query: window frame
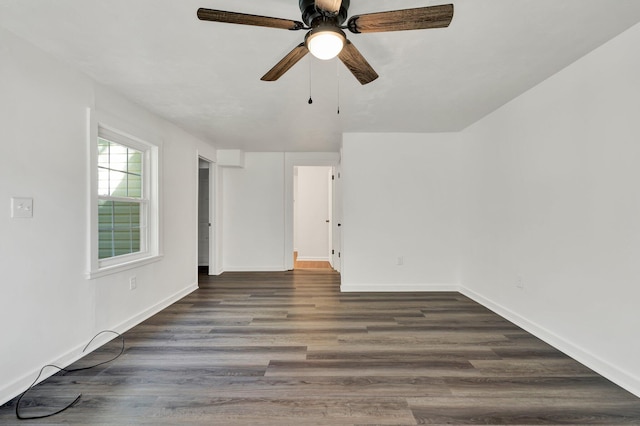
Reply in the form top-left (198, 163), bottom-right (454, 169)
top-left (87, 109), bottom-right (162, 279)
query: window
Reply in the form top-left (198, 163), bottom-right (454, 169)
top-left (98, 138), bottom-right (144, 259)
top-left (88, 122), bottom-right (161, 278)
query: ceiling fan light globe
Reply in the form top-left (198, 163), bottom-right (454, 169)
top-left (306, 30), bottom-right (345, 60)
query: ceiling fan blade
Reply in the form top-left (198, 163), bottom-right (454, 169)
top-left (315, 0), bottom-right (342, 14)
top-left (197, 8), bottom-right (305, 31)
top-left (261, 43), bottom-right (310, 81)
top-left (338, 40), bottom-right (378, 85)
top-left (347, 4), bottom-right (453, 34)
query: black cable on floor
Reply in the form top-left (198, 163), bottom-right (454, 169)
top-left (15, 330), bottom-right (124, 420)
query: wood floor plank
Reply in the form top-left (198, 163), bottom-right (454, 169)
top-left (150, 396), bottom-right (416, 425)
top-left (1, 269), bottom-right (639, 425)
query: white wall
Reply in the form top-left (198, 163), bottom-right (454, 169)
top-left (339, 23), bottom-right (640, 396)
top-left (0, 28), bottom-right (216, 404)
top-left (341, 133), bottom-right (462, 291)
top-left (221, 153), bottom-right (286, 271)
top-left (294, 166), bottom-right (331, 261)
top-left (220, 152), bottom-right (340, 272)
top-left (458, 21), bottom-right (640, 396)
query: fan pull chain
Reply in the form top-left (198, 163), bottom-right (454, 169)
top-left (308, 57), bottom-right (313, 104)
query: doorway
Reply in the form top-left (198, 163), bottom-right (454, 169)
top-left (198, 157), bottom-right (215, 274)
top-left (293, 166), bottom-right (333, 270)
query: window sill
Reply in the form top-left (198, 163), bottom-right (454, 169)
top-left (86, 254), bottom-right (164, 280)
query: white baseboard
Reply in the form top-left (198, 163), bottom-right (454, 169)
top-left (113, 283), bottom-right (199, 335)
top-left (222, 266), bottom-right (286, 272)
top-left (5, 281), bottom-right (637, 406)
top-left (341, 283), bottom-right (461, 292)
top-left (460, 286), bottom-right (640, 398)
top-left (0, 282), bottom-right (198, 406)
top-left (338, 282), bottom-right (640, 397)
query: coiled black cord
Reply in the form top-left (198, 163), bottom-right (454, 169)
top-left (15, 330), bottom-right (124, 420)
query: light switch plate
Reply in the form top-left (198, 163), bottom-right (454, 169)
top-left (11, 197), bottom-right (33, 218)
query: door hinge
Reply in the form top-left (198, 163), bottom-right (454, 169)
top-left (338, 252), bottom-right (341, 258)
top-left (332, 249), bottom-right (335, 255)
top-left (332, 174), bottom-right (335, 180)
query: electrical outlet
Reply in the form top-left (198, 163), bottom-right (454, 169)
top-left (397, 256), bottom-right (404, 266)
top-left (129, 276), bottom-right (137, 290)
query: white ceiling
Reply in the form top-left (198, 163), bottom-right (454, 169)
top-left (2, 0), bottom-right (640, 152)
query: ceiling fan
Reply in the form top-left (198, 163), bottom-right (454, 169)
top-left (197, 0), bottom-right (454, 85)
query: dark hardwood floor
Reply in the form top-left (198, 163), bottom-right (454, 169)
top-left (2, 270), bottom-right (640, 424)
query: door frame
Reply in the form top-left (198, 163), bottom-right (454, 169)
top-left (293, 165), bottom-right (334, 266)
top-left (331, 165), bottom-right (342, 273)
top-left (284, 153), bottom-right (340, 271)
top-left (196, 153), bottom-right (218, 276)
top-left (327, 167), bottom-right (333, 267)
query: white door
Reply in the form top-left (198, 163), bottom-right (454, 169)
top-left (198, 162), bottom-right (209, 267)
top-left (332, 167), bottom-right (342, 273)
top-left (294, 166), bottom-right (332, 264)
top-left (327, 168), bottom-right (333, 267)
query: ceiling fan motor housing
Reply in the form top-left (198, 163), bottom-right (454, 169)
top-left (299, 0), bottom-right (350, 26)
